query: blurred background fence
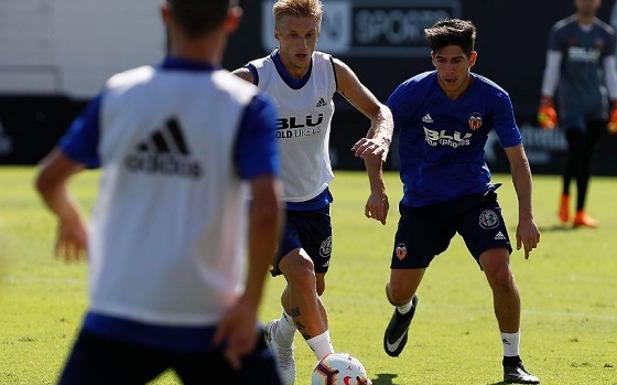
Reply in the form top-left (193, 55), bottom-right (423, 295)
top-left (1, 0), bottom-right (616, 174)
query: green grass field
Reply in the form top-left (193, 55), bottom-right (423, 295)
top-left (1, 167), bottom-right (616, 385)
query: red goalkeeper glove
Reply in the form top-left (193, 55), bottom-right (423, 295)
top-left (538, 96), bottom-right (557, 130)
top-left (608, 101), bottom-right (617, 135)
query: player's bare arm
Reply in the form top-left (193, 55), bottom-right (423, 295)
top-left (333, 58), bottom-right (392, 224)
top-left (333, 58), bottom-right (393, 161)
top-left (35, 149), bottom-right (87, 262)
top-left (504, 144), bottom-right (540, 259)
top-left (231, 66), bottom-right (255, 84)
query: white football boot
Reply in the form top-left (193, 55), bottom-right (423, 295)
top-left (265, 319), bottom-right (296, 385)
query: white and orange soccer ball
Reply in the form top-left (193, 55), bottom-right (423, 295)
top-left (311, 353), bottom-right (372, 385)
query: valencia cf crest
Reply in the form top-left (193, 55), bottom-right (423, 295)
top-left (319, 236), bottom-right (332, 258)
top-left (468, 112), bottom-right (483, 130)
top-left (479, 209), bottom-right (500, 229)
top-left (594, 38), bottom-right (605, 50)
top-left (395, 243), bottom-right (408, 260)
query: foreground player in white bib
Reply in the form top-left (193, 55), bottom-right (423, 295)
top-left (35, 1), bottom-right (283, 384)
top-left (233, 1), bottom-right (393, 384)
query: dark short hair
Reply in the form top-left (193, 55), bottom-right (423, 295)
top-left (167, 0), bottom-right (236, 38)
top-left (424, 19), bottom-right (476, 56)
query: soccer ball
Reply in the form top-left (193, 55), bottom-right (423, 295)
top-left (311, 353), bottom-right (372, 385)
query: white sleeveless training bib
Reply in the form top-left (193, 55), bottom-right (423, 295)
top-left (90, 65), bottom-right (257, 325)
top-left (249, 51), bottom-right (337, 202)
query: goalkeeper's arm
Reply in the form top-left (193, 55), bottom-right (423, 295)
top-left (603, 55), bottom-right (617, 134)
top-left (538, 51), bottom-right (562, 129)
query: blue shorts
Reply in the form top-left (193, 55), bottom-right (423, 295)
top-left (58, 328), bottom-right (280, 385)
top-left (391, 190), bottom-right (512, 270)
top-left (271, 206), bottom-right (332, 276)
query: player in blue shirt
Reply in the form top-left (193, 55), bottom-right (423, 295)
top-left (538, 0), bottom-right (617, 227)
top-left (382, 19), bottom-right (540, 384)
top-left (34, 1), bottom-right (283, 384)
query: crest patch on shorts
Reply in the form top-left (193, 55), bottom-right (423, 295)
top-left (395, 243), bottom-right (408, 260)
top-left (319, 236), bottom-right (332, 258)
top-left (479, 209), bottom-right (500, 229)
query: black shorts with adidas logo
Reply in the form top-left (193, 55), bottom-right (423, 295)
top-left (391, 190), bottom-right (512, 270)
top-left (271, 205), bottom-right (332, 277)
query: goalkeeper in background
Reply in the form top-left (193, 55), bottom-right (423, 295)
top-left (538, 0), bottom-right (617, 228)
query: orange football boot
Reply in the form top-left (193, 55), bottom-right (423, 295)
top-left (558, 194), bottom-right (570, 223)
top-left (573, 210), bottom-right (598, 228)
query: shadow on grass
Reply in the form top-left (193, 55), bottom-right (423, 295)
top-left (371, 373), bottom-right (400, 385)
top-left (370, 373), bottom-right (509, 385)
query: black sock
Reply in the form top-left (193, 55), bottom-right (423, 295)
top-left (575, 121), bottom-right (603, 210)
top-left (503, 355), bottom-right (522, 366)
top-left (564, 129), bottom-right (584, 196)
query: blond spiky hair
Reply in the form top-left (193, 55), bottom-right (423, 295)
top-left (273, 0), bottom-right (323, 28)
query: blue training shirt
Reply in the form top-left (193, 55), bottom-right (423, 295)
top-left (388, 71), bottom-right (521, 208)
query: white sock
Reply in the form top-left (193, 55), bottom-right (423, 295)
top-left (396, 300), bottom-right (414, 315)
top-left (275, 311), bottom-right (296, 347)
top-left (307, 330), bottom-right (334, 360)
top-left (501, 331), bottom-right (520, 357)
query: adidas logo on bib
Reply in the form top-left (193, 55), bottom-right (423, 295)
top-left (124, 117), bottom-right (202, 179)
top-left (316, 98), bottom-right (327, 107)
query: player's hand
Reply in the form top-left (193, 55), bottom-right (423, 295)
top-left (537, 96), bottom-right (557, 130)
top-left (55, 215), bottom-right (88, 262)
top-left (516, 218), bottom-right (540, 259)
top-left (365, 190), bottom-right (389, 225)
top-left (212, 296), bottom-right (258, 370)
top-left (351, 137), bottom-right (389, 163)
top-left (608, 101), bottom-right (617, 134)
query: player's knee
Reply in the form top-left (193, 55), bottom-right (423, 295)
top-left (487, 265), bottom-right (515, 292)
top-left (280, 252), bottom-right (316, 290)
top-left (387, 281), bottom-right (413, 306)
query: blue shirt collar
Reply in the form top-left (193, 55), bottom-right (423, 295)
top-left (271, 49), bottom-right (312, 90)
top-left (160, 56), bottom-right (218, 72)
